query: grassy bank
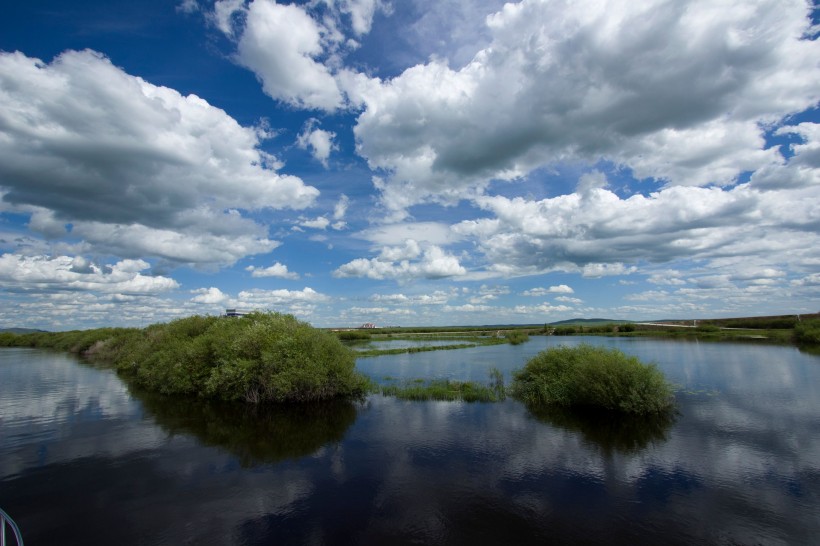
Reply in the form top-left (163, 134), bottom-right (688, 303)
top-left (511, 344), bottom-right (675, 415)
top-left (1, 313), bottom-right (369, 404)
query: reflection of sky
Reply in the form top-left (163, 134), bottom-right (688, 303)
top-left (1, 343), bottom-right (819, 544)
top-left (0, 348), bottom-right (170, 480)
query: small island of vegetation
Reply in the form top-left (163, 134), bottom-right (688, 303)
top-left (511, 344), bottom-right (675, 415)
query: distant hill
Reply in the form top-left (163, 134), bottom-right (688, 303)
top-left (640, 313), bottom-right (818, 329)
top-left (548, 318), bottom-right (625, 326)
top-left (0, 328), bottom-right (48, 334)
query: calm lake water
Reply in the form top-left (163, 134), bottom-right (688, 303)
top-left (1, 337), bottom-right (819, 545)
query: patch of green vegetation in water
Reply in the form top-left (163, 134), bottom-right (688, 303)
top-left (511, 344), bottom-right (676, 415)
top-left (376, 368), bottom-right (507, 402)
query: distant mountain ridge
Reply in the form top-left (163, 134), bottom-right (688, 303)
top-left (0, 328), bottom-right (49, 334)
top-left (548, 318), bottom-right (625, 326)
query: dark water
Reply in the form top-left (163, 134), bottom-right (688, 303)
top-left (1, 338), bottom-right (819, 545)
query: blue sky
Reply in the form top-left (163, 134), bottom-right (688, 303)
top-left (1, 0), bottom-right (819, 330)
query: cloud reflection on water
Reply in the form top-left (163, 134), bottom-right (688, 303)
top-left (1, 340), bottom-right (819, 544)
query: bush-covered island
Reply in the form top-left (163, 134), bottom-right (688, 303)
top-left (511, 344), bottom-right (675, 415)
top-left (1, 312), bottom-right (370, 404)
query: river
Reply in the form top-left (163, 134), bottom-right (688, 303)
top-left (1, 337), bottom-right (818, 544)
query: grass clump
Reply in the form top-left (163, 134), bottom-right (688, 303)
top-left (335, 330), bottom-right (372, 341)
top-left (511, 344), bottom-right (674, 415)
top-left (376, 369), bottom-right (507, 402)
top-left (377, 379), bottom-right (499, 402)
top-left (505, 330), bottom-right (530, 345)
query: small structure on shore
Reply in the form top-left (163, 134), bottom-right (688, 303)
top-left (359, 322), bottom-right (378, 329)
top-left (225, 309), bottom-right (251, 318)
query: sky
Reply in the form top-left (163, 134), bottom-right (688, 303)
top-left (0, 0), bottom-right (819, 331)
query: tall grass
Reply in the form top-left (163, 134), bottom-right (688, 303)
top-left (511, 344), bottom-right (674, 414)
top-left (378, 379), bottom-right (499, 402)
top-left (376, 368), bottom-right (507, 402)
top-left (794, 319), bottom-right (820, 344)
top-left (505, 330), bottom-right (530, 345)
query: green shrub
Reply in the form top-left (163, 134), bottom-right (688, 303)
top-left (505, 330), bottom-right (530, 345)
top-left (794, 319), bottom-right (820, 345)
top-left (511, 344), bottom-right (674, 414)
top-left (112, 312), bottom-right (369, 404)
top-left (336, 330), bottom-right (372, 341)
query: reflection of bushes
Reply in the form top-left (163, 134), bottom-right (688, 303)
top-left (132, 387), bottom-right (358, 467)
top-left (526, 405), bottom-right (676, 455)
top-left (511, 344), bottom-right (675, 414)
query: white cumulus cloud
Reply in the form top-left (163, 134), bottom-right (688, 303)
top-left (232, 0), bottom-right (344, 110)
top-left (0, 254), bottom-right (178, 294)
top-left (347, 0), bottom-right (819, 214)
top-left (246, 262), bottom-right (299, 279)
top-left (334, 244), bottom-right (466, 280)
top-left (0, 49), bottom-right (317, 266)
top-left (297, 118), bottom-right (338, 167)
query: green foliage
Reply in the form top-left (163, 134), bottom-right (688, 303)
top-left (0, 333), bottom-right (19, 346)
top-left (505, 330), bottom-right (530, 345)
top-left (722, 317), bottom-right (797, 329)
top-left (618, 324), bottom-right (636, 332)
top-left (335, 330), bottom-right (372, 341)
top-left (552, 326), bottom-right (577, 336)
top-left (695, 324), bottom-right (720, 333)
top-left (377, 379), bottom-right (500, 402)
top-left (376, 369), bottom-right (507, 402)
top-left (488, 367), bottom-right (506, 401)
top-left (794, 319), bottom-right (820, 344)
top-left (114, 313), bottom-right (370, 403)
top-left (1, 328), bottom-right (140, 354)
top-left (511, 344), bottom-right (675, 414)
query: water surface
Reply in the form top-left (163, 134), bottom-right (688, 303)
top-left (1, 339), bottom-right (819, 544)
